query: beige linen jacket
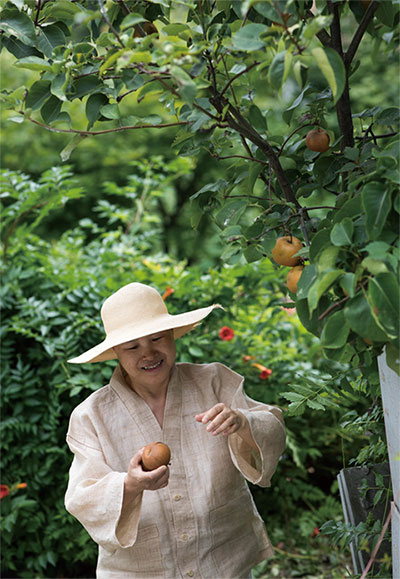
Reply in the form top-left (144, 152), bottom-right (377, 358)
top-left (65, 362), bottom-right (285, 579)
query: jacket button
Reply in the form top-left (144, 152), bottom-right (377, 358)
top-left (174, 494), bottom-right (182, 501)
top-left (186, 571), bottom-right (194, 577)
top-left (181, 533), bottom-right (189, 541)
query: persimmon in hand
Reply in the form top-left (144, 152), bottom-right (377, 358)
top-left (142, 442), bottom-right (171, 471)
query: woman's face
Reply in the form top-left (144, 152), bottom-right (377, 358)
top-left (113, 330), bottom-right (176, 393)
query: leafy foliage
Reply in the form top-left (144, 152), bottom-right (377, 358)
top-left (0, 167), bottom-right (383, 577)
top-left (1, 0), bottom-right (399, 387)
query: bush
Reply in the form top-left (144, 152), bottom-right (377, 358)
top-left (1, 168), bottom-right (385, 577)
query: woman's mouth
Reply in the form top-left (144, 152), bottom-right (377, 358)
top-left (142, 360), bottom-right (163, 371)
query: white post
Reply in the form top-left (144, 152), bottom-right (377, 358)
top-left (378, 349), bottom-right (400, 579)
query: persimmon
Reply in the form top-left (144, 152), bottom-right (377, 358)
top-left (286, 266), bottom-right (304, 294)
top-left (142, 442), bottom-right (171, 471)
top-left (305, 129), bottom-right (330, 153)
top-left (271, 236), bottom-right (303, 267)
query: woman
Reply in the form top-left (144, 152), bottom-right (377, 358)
top-left (65, 282), bottom-right (285, 579)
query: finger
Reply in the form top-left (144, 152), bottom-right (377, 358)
top-left (209, 416), bottom-right (236, 436)
top-left (129, 448), bottom-right (145, 470)
top-left (206, 408), bottom-right (231, 432)
top-left (195, 412), bottom-right (205, 422)
top-left (147, 465), bottom-right (169, 482)
top-left (201, 403), bottom-right (225, 424)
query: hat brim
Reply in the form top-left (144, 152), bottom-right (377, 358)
top-left (68, 304), bottom-right (222, 364)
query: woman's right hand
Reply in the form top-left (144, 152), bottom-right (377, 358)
top-left (124, 447), bottom-right (169, 500)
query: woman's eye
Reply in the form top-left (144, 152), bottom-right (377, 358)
top-left (152, 337), bottom-right (161, 342)
top-left (129, 345), bottom-right (138, 350)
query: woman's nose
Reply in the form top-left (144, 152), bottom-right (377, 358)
top-left (142, 341), bottom-right (156, 356)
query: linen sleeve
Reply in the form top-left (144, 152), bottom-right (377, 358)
top-left (214, 364), bottom-right (286, 487)
top-left (65, 409), bottom-right (143, 552)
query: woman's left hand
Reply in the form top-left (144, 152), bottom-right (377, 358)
top-left (195, 403), bottom-right (245, 437)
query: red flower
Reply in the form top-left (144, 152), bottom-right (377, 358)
top-left (252, 363), bottom-right (272, 380)
top-left (0, 485), bottom-right (10, 499)
top-left (15, 482), bottom-right (27, 490)
top-left (219, 326), bottom-right (235, 341)
top-left (162, 286), bottom-right (174, 300)
top-left (311, 527), bottom-right (320, 538)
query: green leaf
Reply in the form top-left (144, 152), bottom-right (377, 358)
top-left (60, 134), bottom-right (88, 162)
top-left (85, 93), bottom-right (108, 127)
top-left (0, 8), bottom-right (36, 47)
top-left (376, 1), bottom-right (397, 27)
top-left (72, 76), bottom-right (103, 99)
top-left (51, 73), bottom-right (68, 101)
top-left (309, 228), bottom-right (331, 262)
top-left (340, 273), bottom-right (356, 298)
top-left (362, 182), bottom-right (392, 240)
top-left (295, 296), bottom-right (326, 337)
top-left (330, 217), bottom-right (354, 247)
top-left (15, 56), bottom-right (53, 72)
top-left (248, 105), bottom-right (266, 131)
top-left (296, 264), bottom-right (317, 300)
top-left (369, 272), bottom-right (400, 341)
top-left (317, 246), bottom-right (340, 272)
top-left (361, 257), bottom-right (388, 275)
top-left (40, 95), bottom-right (62, 124)
top-left (232, 23), bottom-right (268, 52)
top-left (344, 293), bottom-right (388, 341)
top-left (100, 103), bottom-right (120, 120)
top-left (170, 66), bottom-right (197, 104)
top-left (321, 310), bottom-right (350, 349)
top-left (311, 47), bottom-right (346, 104)
top-left (1, 35), bottom-right (41, 59)
top-left (308, 270), bottom-right (344, 314)
top-left (376, 107), bottom-right (400, 127)
top-left (25, 80), bottom-right (52, 110)
top-left (215, 199), bottom-right (247, 229)
top-left (243, 245), bottom-right (263, 263)
top-left (269, 51), bottom-right (286, 90)
top-left (120, 13), bottom-right (147, 30)
top-left (385, 343), bottom-right (400, 376)
top-left (37, 24), bottom-right (66, 58)
top-left (41, 0), bottom-right (83, 19)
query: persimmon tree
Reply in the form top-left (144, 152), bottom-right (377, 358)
top-left (1, 0), bottom-right (399, 387)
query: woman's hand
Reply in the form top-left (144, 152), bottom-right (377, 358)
top-left (195, 403), bottom-right (245, 436)
top-left (123, 448), bottom-right (169, 507)
top-left (195, 403), bottom-right (258, 449)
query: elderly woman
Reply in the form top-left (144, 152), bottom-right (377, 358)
top-left (65, 282), bottom-right (285, 579)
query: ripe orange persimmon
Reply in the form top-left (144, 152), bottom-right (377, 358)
top-left (305, 129), bottom-right (330, 153)
top-left (271, 236), bottom-right (303, 267)
top-left (286, 266), bottom-right (304, 294)
top-left (142, 442), bottom-right (171, 471)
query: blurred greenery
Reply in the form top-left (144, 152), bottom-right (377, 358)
top-left (0, 167), bottom-right (389, 577)
top-left (0, 0), bottom-right (398, 576)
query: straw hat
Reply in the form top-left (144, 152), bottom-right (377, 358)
top-left (68, 282), bottom-right (222, 364)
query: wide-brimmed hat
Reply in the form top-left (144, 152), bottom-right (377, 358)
top-left (68, 282), bottom-right (222, 364)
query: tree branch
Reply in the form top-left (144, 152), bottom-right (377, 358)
top-left (97, 0), bottom-right (125, 48)
top-left (220, 61), bottom-right (259, 97)
top-left (211, 153), bottom-right (268, 166)
top-left (25, 116), bottom-right (189, 135)
top-left (305, 9), bottom-right (331, 46)
top-left (318, 295), bottom-right (350, 321)
top-left (345, 0), bottom-right (379, 66)
top-left (34, 0), bottom-right (42, 26)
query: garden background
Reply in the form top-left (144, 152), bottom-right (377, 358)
top-left (0, 1), bottom-right (399, 578)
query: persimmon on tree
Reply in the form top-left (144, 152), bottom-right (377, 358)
top-left (1, 0), bottom-right (399, 383)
